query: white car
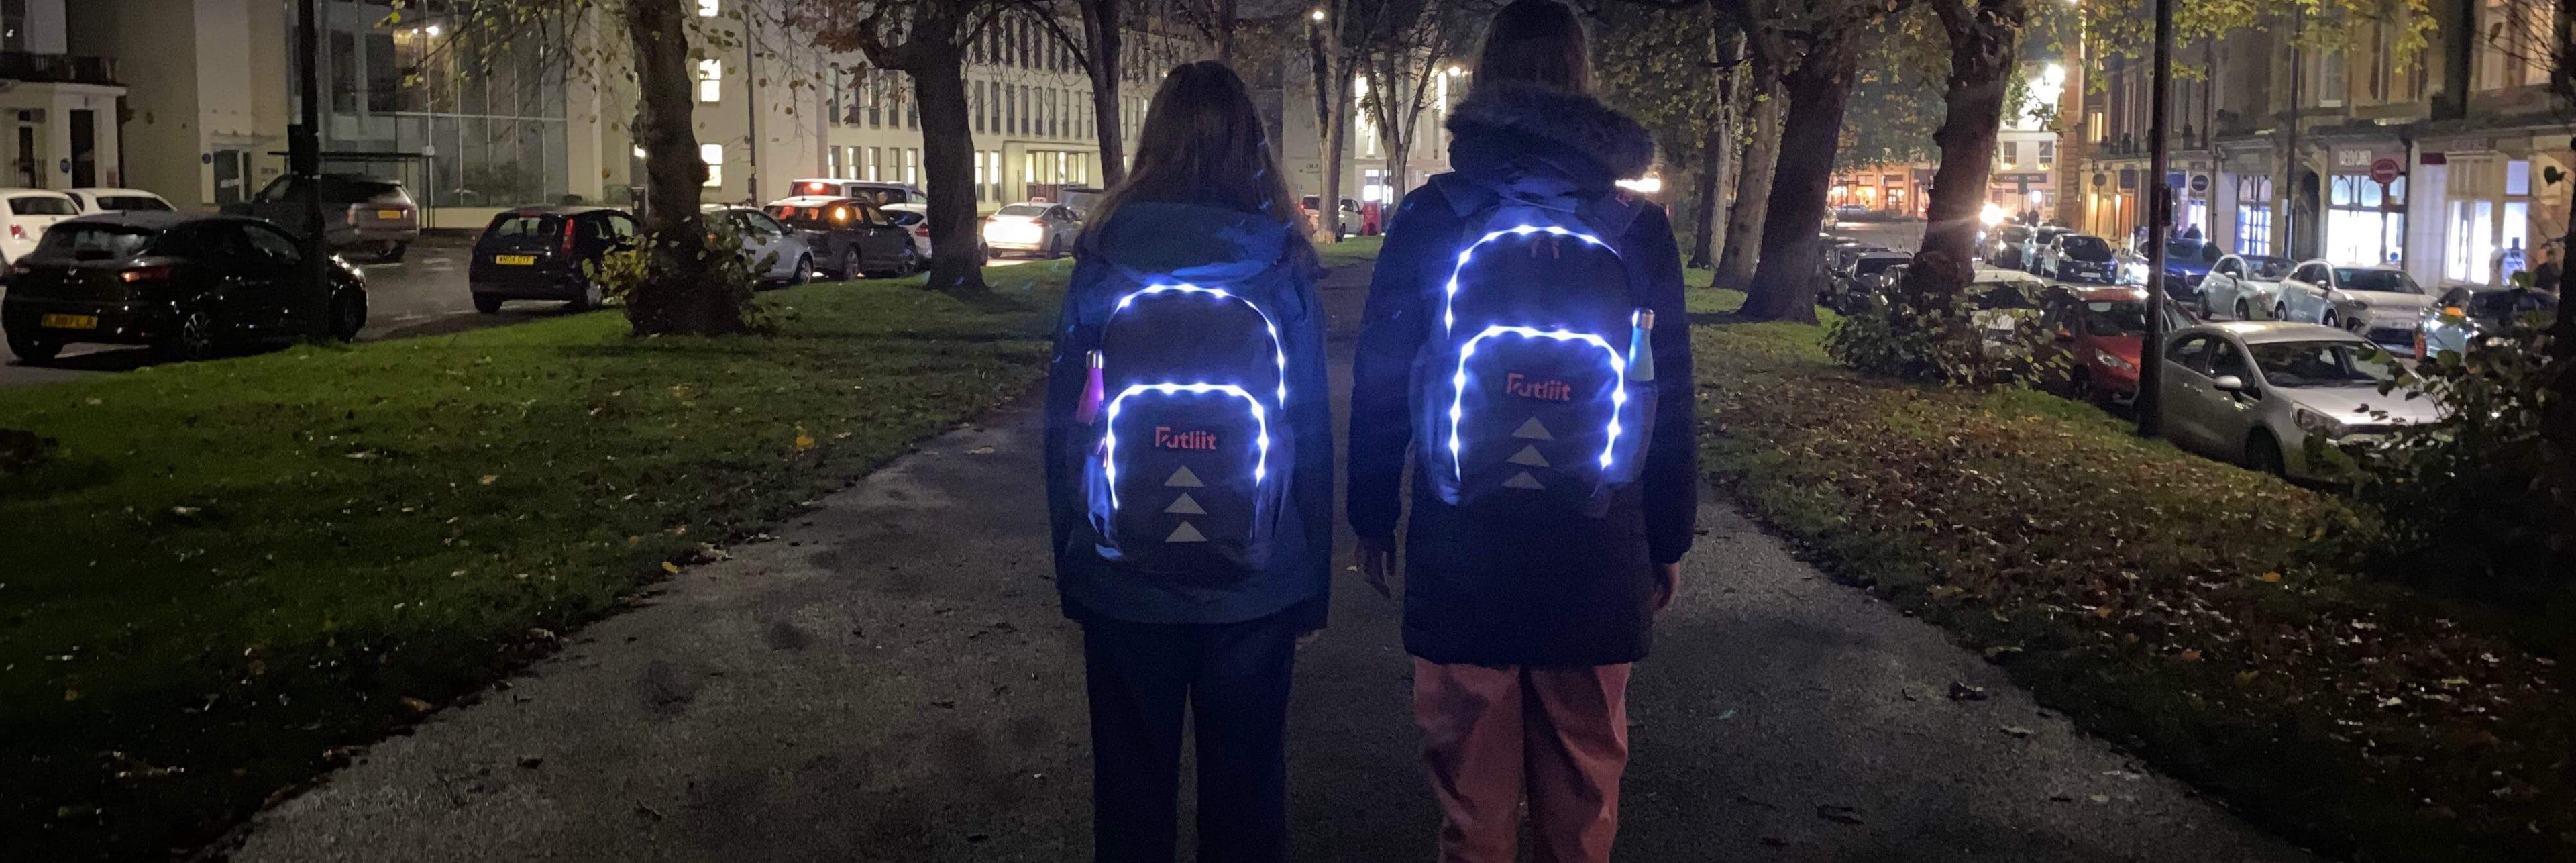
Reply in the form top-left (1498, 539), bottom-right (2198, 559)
top-left (880, 203), bottom-right (937, 262)
top-left (2157, 321), bottom-right (2441, 478)
top-left (64, 187), bottom-right (176, 215)
top-left (981, 201), bottom-right (1081, 258)
top-left (2271, 261), bottom-right (2432, 352)
top-left (0, 189), bottom-right (82, 264)
top-left (2196, 254), bottom-right (2296, 321)
top-left (702, 205), bottom-right (813, 285)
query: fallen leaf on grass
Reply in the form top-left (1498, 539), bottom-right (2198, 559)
top-left (2001, 725), bottom-right (2035, 738)
top-left (1947, 682), bottom-right (1988, 701)
top-left (1815, 804), bottom-right (1864, 825)
top-left (2257, 572), bottom-right (2284, 583)
top-left (480, 474), bottom-right (499, 485)
top-left (967, 445), bottom-right (996, 455)
top-left (400, 697), bottom-right (434, 713)
top-left (2178, 649), bottom-right (2203, 662)
top-left (661, 561), bottom-right (681, 574)
top-left (793, 427), bottom-right (817, 451)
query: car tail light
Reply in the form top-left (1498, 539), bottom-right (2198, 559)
top-left (345, 207), bottom-right (358, 225)
top-left (8, 224), bottom-right (23, 240)
top-left (120, 266), bottom-right (174, 283)
top-left (912, 225), bottom-right (929, 238)
top-left (561, 217), bottom-right (578, 255)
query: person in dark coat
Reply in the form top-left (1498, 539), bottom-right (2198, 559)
top-left (1346, 1), bottom-right (1696, 859)
top-left (1042, 61), bottom-right (1332, 863)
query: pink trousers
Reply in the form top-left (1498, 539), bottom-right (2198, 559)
top-left (1412, 659), bottom-right (1633, 863)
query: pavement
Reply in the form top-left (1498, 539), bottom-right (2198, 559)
top-left (226, 256), bottom-right (2310, 862)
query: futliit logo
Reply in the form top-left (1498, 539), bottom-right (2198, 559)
top-left (1503, 372), bottom-right (1573, 402)
top-left (1154, 427), bottom-right (1219, 450)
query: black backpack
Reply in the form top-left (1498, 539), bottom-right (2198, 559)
top-left (1071, 279), bottom-right (1296, 585)
top-left (1410, 187), bottom-right (1657, 519)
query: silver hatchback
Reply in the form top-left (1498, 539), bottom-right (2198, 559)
top-left (2157, 321), bottom-right (2442, 478)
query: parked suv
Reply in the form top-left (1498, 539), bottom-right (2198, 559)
top-left (468, 207), bottom-right (641, 313)
top-left (782, 179), bottom-right (925, 207)
top-left (766, 195), bottom-right (921, 278)
top-left (228, 174), bottom-right (421, 262)
top-left (2, 213), bottom-right (368, 363)
top-left (2273, 261), bottom-right (2430, 351)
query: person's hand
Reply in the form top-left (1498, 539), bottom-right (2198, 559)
top-left (1357, 537), bottom-right (1397, 600)
top-left (1652, 561), bottom-right (1682, 614)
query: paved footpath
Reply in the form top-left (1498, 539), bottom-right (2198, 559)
top-left (232, 261), bottom-right (2313, 862)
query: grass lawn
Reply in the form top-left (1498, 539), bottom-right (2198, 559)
top-left (1684, 279), bottom-right (2574, 861)
top-left (0, 262), bottom-right (1114, 858)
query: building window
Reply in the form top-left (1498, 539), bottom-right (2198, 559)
top-left (2037, 141), bottom-right (2055, 168)
top-left (696, 0), bottom-right (718, 16)
top-left (698, 59), bottom-right (722, 103)
top-left (701, 143), bottom-right (724, 188)
top-left (2326, 174), bottom-right (2404, 265)
top-left (905, 148), bottom-right (919, 185)
top-left (2235, 175), bottom-right (2273, 256)
top-left (0, 0), bottom-right (23, 53)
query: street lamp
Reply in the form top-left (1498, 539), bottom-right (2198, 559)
top-left (1311, 8), bottom-right (1326, 22)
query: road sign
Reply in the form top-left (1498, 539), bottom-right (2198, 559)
top-left (2369, 158), bottom-right (2402, 185)
top-left (2188, 174), bottom-right (2211, 194)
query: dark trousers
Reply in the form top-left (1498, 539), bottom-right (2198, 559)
top-left (1082, 611), bottom-right (1301, 863)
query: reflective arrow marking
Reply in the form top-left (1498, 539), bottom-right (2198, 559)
top-left (1167, 521), bottom-right (1208, 543)
top-left (1165, 466), bottom-right (1203, 487)
top-left (1503, 471), bottom-right (1546, 490)
top-left (1507, 444), bottom-right (1550, 468)
top-left (1513, 417), bottom-right (1554, 440)
top-left (1165, 493), bottom-right (1206, 515)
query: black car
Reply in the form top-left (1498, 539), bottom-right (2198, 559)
top-left (1, 213), bottom-right (367, 363)
top-left (467, 207), bottom-right (641, 313)
top-left (225, 174), bottom-right (421, 263)
top-left (2047, 234), bottom-right (2118, 284)
top-left (765, 196), bottom-right (919, 278)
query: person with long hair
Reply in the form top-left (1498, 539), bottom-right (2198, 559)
top-left (1042, 60), bottom-right (1330, 862)
top-left (1346, 1), bottom-right (1695, 860)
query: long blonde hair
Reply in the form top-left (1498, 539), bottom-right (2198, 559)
top-left (1085, 60), bottom-right (1316, 268)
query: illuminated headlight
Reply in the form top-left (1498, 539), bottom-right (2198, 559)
top-left (2094, 350), bottom-right (2137, 372)
top-left (2294, 408), bottom-right (2345, 437)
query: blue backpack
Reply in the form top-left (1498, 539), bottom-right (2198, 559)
top-left (1071, 276), bottom-right (1295, 585)
top-left (1412, 191), bottom-right (1657, 518)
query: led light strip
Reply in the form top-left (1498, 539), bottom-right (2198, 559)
top-left (1100, 383), bottom-right (1271, 511)
top-left (1446, 326), bottom-right (1628, 480)
top-left (1441, 225), bottom-right (1614, 336)
top-left (1112, 284), bottom-right (1291, 406)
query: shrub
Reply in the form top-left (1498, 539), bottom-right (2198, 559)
top-left (1825, 252), bottom-right (2052, 387)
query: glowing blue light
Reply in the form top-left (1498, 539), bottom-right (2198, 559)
top-left (1112, 284), bottom-right (1292, 406)
top-left (1446, 325), bottom-right (1627, 482)
top-left (1099, 383), bottom-right (1271, 511)
top-left (1439, 225), bottom-right (1614, 339)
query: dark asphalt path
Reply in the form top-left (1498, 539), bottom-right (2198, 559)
top-left (229, 259), bottom-right (2310, 862)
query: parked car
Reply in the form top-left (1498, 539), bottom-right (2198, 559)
top-left (878, 203), bottom-right (937, 263)
top-left (981, 201), bottom-right (1081, 258)
top-left (1, 212), bottom-right (367, 363)
top-left (2416, 284), bottom-right (2558, 358)
top-left (2272, 261), bottom-right (2431, 351)
top-left (2019, 225), bottom-right (2070, 273)
top-left (467, 206), bottom-right (640, 313)
top-left (765, 195), bottom-right (921, 278)
top-left (1827, 251), bottom-right (1912, 313)
top-left (1986, 224), bottom-right (2035, 268)
top-left (0, 189), bottom-right (83, 264)
top-left (2196, 253), bottom-right (2296, 320)
top-left (2157, 321), bottom-right (2438, 478)
top-left (783, 179), bottom-right (925, 207)
top-left (227, 174), bottom-right (421, 263)
top-left (1299, 195), bottom-right (1362, 236)
top-left (2038, 233), bottom-right (2118, 284)
top-left (703, 205), bottom-right (814, 285)
top-left (1058, 186), bottom-right (1107, 220)
top-left (2122, 238), bottom-right (2222, 298)
top-left (2038, 285), bottom-right (2151, 405)
top-left (65, 188), bottom-right (176, 215)
top-left (1972, 277), bottom-right (2047, 358)
top-left (1825, 242), bottom-right (1890, 277)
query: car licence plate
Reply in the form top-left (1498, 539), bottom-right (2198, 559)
top-left (40, 313), bottom-right (97, 330)
top-left (377, 209), bottom-right (406, 220)
top-left (493, 254), bottom-right (537, 266)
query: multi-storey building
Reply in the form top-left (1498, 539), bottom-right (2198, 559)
top-left (70, 0), bottom-right (1455, 232)
top-left (0, 0), bottom-right (125, 193)
top-left (2070, 0), bottom-right (2570, 287)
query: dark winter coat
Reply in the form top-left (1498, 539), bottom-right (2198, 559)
top-left (1347, 81), bottom-right (1697, 666)
top-left (1044, 201), bottom-right (1334, 628)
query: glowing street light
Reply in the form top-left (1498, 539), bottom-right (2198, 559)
top-left (1310, 8), bottom-right (1326, 22)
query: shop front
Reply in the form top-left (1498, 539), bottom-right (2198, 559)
top-left (2214, 145), bottom-right (2275, 257)
top-left (2425, 133), bottom-right (2574, 287)
top-left (2322, 144), bottom-right (2408, 267)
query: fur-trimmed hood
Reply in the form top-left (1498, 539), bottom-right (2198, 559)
top-left (1444, 81), bottom-right (1656, 191)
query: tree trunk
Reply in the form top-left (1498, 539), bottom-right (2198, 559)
top-left (1214, 0), bottom-right (1238, 62)
top-left (1916, 26), bottom-right (2018, 303)
top-left (1322, 97), bottom-right (1348, 241)
top-left (1687, 128), bottom-right (1722, 268)
top-left (622, 0), bottom-right (739, 336)
top-left (1741, 36), bottom-right (1860, 323)
top-left (1309, 25), bottom-right (1346, 242)
top-left (2547, 136), bottom-right (2576, 578)
top-left (910, 46), bottom-right (989, 295)
top-left (1081, 0), bottom-right (1127, 187)
top-left (1715, 60), bottom-right (1781, 293)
